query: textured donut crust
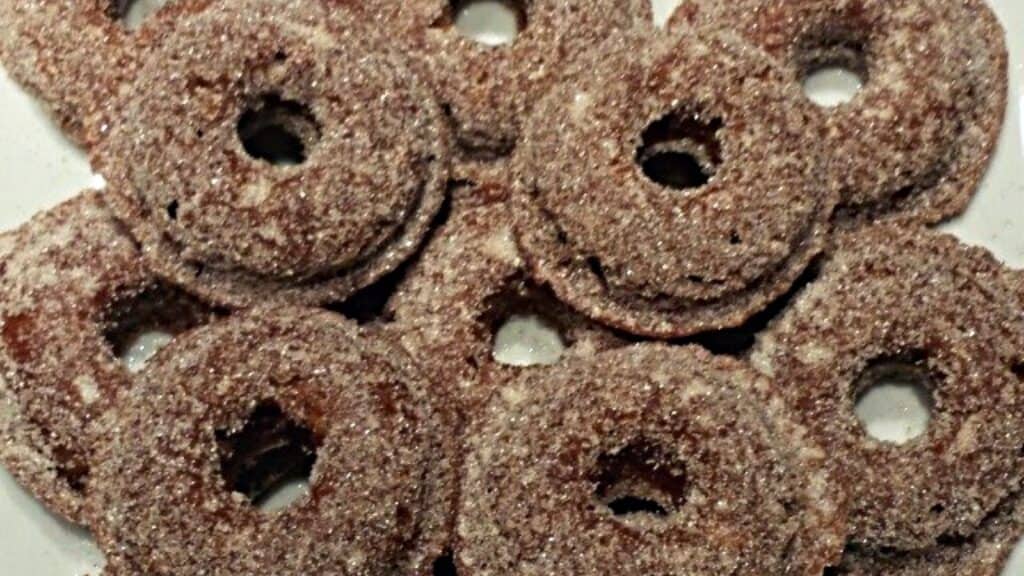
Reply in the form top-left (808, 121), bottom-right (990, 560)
top-left (87, 307), bottom-right (459, 576)
top-left (829, 490), bottom-right (1023, 575)
top-left (0, 191), bottom-right (211, 523)
top-left (355, 0), bottom-right (652, 180)
top-left (0, 0), bottom-right (210, 147)
top-left (513, 28), bottom-right (836, 338)
top-left (98, 0), bottom-right (450, 308)
top-left (751, 224), bottom-right (1024, 550)
top-left (387, 189), bottom-right (623, 414)
top-left (457, 345), bottom-right (846, 576)
top-left (668, 0), bottom-right (1008, 225)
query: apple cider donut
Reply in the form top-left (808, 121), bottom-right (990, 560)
top-left (751, 225), bottom-right (1024, 551)
top-left (356, 0), bottom-right (651, 177)
top-left (457, 345), bottom-right (845, 575)
top-left (513, 29), bottom-right (836, 338)
top-left (98, 0), bottom-right (450, 308)
top-left (387, 190), bottom-right (623, 413)
top-left (0, 0), bottom-right (208, 147)
top-left (0, 191), bottom-right (211, 523)
top-left (87, 307), bottom-right (459, 576)
top-left (669, 0), bottom-right (1008, 224)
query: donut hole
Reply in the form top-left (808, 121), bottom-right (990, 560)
top-left (237, 94), bottom-right (321, 166)
top-left (216, 401), bottom-right (319, 512)
top-left (448, 0), bottom-right (526, 46)
top-left (109, 0), bottom-right (166, 30)
top-left (853, 354), bottom-right (936, 445)
top-left (432, 551), bottom-right (458, 576)
top-left (103, 285), bottom-right (214, 373)
top-left (486, 290), bottom-right (568, 367)
top-left (591, 441), bottom-right (688, 519)
top-left (636, 109), bottom-right (722, 191)
top-left (796, 34), bottom-right (868, 107)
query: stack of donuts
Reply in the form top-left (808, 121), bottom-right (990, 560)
top-left (0, 0), bottom-right (1019, 574)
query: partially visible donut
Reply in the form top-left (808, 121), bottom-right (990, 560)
top-left (457, 345), bottom-right (846, 575)
top-left (830, 489), bottom-right (1023, 575)
top-left (98, 0), bottom-right (450, 308)
top-left (669, 0), bottom-right (1008, 224)
top-left (387, 189), bottom-right (622, 413)
top-left (0, 191), bottom-right (211, 523)
top-left (751, 224), bottom-right (1024, 551)
top-left (356, 0), bottom-right (651, 178)
top-left (87, 307), bottom-right (459, 576)
top-left (0, 0), bottom-right (208, 147)
top-left (513, 28), bottom-right (836, 338)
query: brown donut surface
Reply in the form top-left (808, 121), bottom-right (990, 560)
top-left (513, 29), bottom-right (836, 338)
top-left (87, 307), bottom-right (459, 576)
top-left (0, 191), bottom-right (210, 523)
top-left (457, 345), bottom-right (846, 576)
top-left (669, 0), bottom-right (1008, 224)
top-left (0, 0), bottom-right (207, 147)
top-left (98, 0), bottom-right (450, 308)
top-left (356, 0), bottom-right (651, 177)
top-left (751, 225), bottom-right (1024, 552)
top-left (387, 190), bottom-right (622, 413)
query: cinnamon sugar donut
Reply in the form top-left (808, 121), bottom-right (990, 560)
top-left (513, 29), bottom-right (836, 338)
top-left (87, 307), bottom-right (459, 576)
top-left (356, 0), bottom-right (651, 177)
top-left (751, 225), bottom-right (1024, 551)
top-left (829, 489), bottom-right (1023, 575)
top-left (0, 191), bottom-right (210, 523)
top-left (0, 0), bottom-right (206, 147)
top-left (98, 0), bottom-right (450, 308)
top-left (387, 190), bottom-right (622, 413)
top-left (457, 345), bottom-right (845, 575)
top-left (669, 0), bottom-right (1008, 224)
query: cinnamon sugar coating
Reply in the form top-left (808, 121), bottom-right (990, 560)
top-left (0, 0), bottom-right (207, 147)
top-left (0, 191), bottom-right (210, 523)
top-left (87, 307), bottom-right (459, 576)
top-left (354, 0), bottom-right (651, 178)
top-left (669, 0), bottom-right (1008, 225)
top-left (751, 225), bottom-right (1024, 552)
top-left (387, 189), bottom-right (622, 414)
top-left (513, 28), bottom-right (836, 338)
top-left (457, 345), bottom-right (846, 575)
top-left (98, 0), bottom-right (450, 308)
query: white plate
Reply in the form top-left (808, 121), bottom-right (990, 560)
top-left (0, 0), bottom-right (1022, 573)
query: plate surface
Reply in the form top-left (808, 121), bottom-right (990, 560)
top-left (0, 0), bottom-right (1022, 573)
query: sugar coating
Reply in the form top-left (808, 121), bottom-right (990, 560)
top-left (513, 28), bottom-right (836, 338)
top-left (669, 0), bottom-right (1008, 225)
top-left (387, 189), bottom-right (623, 414)
top-left (831, 489), bottom-right (1024, 575)
top-left (751, 224), bottom-right (1024, 551)
top-left (354, 0), bottom-right (651, 180)
top-left (87, 307), bottom-right (459, 576)
top-left (98, 0), bottom-right (450, 308)
top-left (0, 0), bottom-right (207, 147)
top-left (0, 191), bottom-right (211, 523)
top-left (457, 344), bottom-right (846, 575)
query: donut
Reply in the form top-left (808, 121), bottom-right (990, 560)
top-left (668, 0), bottom-right (1008, 225)
top-left (750, 224), bottom-right (1024, 551)
top-left (0, 0), bottom-right (207, 147)
top-left (355, 0), bottom-right (651, 179)
top-left (0, 191), bottom-right (212, 523)
top-left (828, 489), bottom-right (1023, 575)
top-left (512, 29), bottom-right (836, 338)
top-left (387, 189), bottom-right (623, 413)
top-left (457, 344), bottom-right (845, 575)
top-left (97, 0), bottom-right (450, 308)
top-left (87, 307), bottom-right (459, 575)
